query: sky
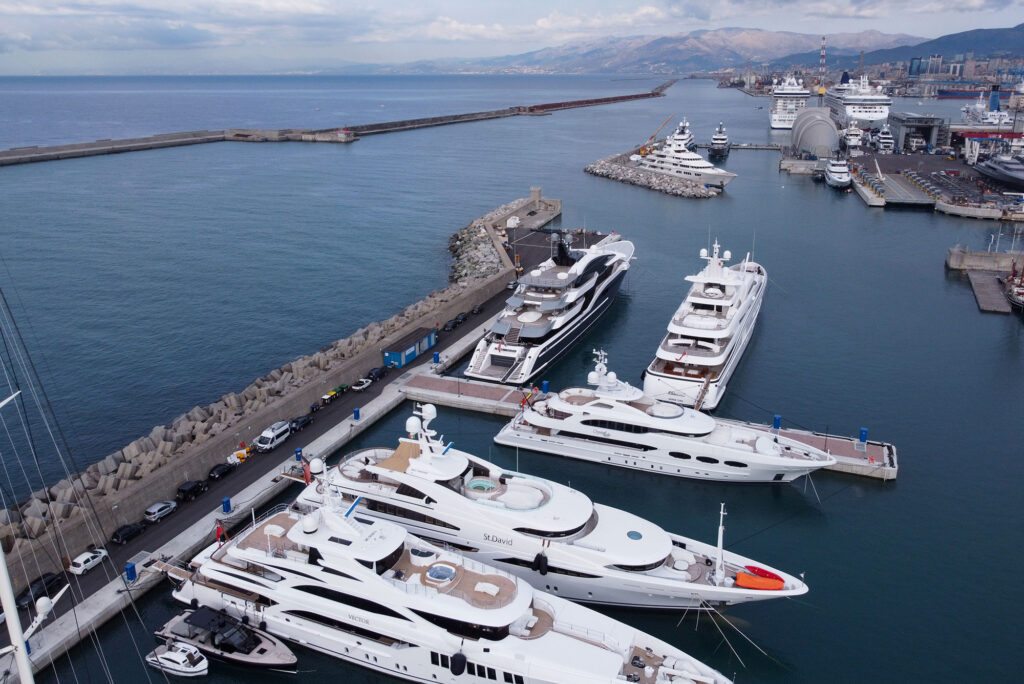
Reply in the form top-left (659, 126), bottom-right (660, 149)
top-left (0, 0), bottom-right (1021, 75)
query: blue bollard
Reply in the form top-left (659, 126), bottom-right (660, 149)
top-left (541, 380), bottom-right (549, 394)
top-left (354, 407), bottom-right (360, 421)
top-left (25, 641), bottom-right (30, 655)
top-left (294, 448), bottom-right (303, 462)
top-left (222, 497), bottom-right (231, 513)
top-left (773, 414), bottom-right (781, 430)
top-left (433, 351), bottom-right (440, 364)
top-left (859, 427), bottom-right (868, 443)
top-left (125, 562), bottom-right (137, 582)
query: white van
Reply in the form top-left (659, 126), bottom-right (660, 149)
top-left (254, 421), bottom-right (291, 452)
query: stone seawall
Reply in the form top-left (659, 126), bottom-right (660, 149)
top-left (1, 196), bottom-right (535, 590)
top-left (585, 152), bottom-right (718, 199)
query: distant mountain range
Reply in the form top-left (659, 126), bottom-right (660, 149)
top-left (340, 24), bottom-right (1023, 76)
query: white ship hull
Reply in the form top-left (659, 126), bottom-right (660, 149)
top-left (495, 413), bottom-right (828, 484)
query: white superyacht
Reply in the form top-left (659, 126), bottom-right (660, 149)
top-left (497, 351), bottom-right (836, 483)
top-left (636, 121), bottom-right (736, 189)
top-left (824, 159), bottom-right (852, 189)
top-left (174, 478), bottom-right (729, 683)
top-left (768, 75), bottom-right (810, 129)
top-left (295, 403), bottom-right (808, 611)
top-left (643, 240), bottom-right (766, 411)
top-left (465, 231), bottom-right (634, 385)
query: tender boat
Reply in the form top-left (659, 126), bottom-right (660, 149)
top-left (708, 123), bottom-right (730, 159)
top-left (294, 403), bottom-right (809, 611)
top-left (643, 240), bottom-right (766, 410)
top-left (465, 231), bottom-right (634, 385)
top-left (155, 607), bottom-right (297, 672)
top-left (145, 641), bottom-right (209, 678)
top-left (173, 473), bottom-right (731, 684)
top-left (768, 75), bottom-right (810, 129)
top-left (498, 350), bottom-right (836, 483)
top-left (636, 121), bottom-right (737, 188)
top-left (824, 159), bottom-right (852, 189)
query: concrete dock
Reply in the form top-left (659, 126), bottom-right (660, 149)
top-left (966, 270), bottom-right (1012, 313)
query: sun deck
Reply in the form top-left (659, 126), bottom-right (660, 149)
top-left (386, 548), bottom-right (518, 609)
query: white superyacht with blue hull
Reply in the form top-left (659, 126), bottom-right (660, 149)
top-left (496, 351), bottom-right (836, 483)
top-left (295, 403), bottom-right (808, 612)
top-left (174, 487), bottom-right (729, 684)
top-left (465, 230), bottom-right (634, 385)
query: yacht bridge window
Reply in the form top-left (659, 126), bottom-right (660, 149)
top-left (294, 584), bottom-right (409, 620)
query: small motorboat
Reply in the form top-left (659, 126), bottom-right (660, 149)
top-left (155, 607), bottom-right (297, 672)
top-left (145, 640), bottom-right (209, 677)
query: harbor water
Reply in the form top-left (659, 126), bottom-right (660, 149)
top-left (0, 76), bottom-right (1020, 683)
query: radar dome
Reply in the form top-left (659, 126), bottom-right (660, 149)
top-left (302, 515), bottom-right (318, 534)
top-left (723, 250), bottom-right (731, 261)
top-left (421, 404), bottom-right (437, 422)
top-left (700, 248), bottom-right (708, 258)
top-left (405, 416), bottom-right (420, 434)
top-left (309, 457), bottom-right (325, 474)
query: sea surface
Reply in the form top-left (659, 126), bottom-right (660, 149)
top-left (0, 75), bottom-right (1020, 683)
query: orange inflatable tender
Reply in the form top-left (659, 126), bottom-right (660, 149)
top-left (735, 572), bottom-right (785, 591)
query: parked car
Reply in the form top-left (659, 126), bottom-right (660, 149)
top-left (289, 414), bottom-right (314, 433)
top-left (176, 480), bottom-right (208, 502)
top-left (454, 312), bottom-right (470, 325)
top-left (442, 319), bottom-right (459, 332)
top-left (367, 366), bottom-right (389, 381)
top-left (68, 547), bottom-right (109, 575)
top-left (254, 420), bottom-right (291, 452)
top-left (15, 572), bottom-right (66, 609)
top-left (351, 378), bottom-right (372, 392)
top-left (470, 304), bottom-right (483, 315)
top-left (110, 522), bottom-right (146, 545)
top-left (207, 462), bottom-right (237, 480)
top-left (144, 500), bottom-right (178, 522)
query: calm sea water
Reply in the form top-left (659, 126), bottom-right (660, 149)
top-left (1, 76), bottom-right (1020, 683)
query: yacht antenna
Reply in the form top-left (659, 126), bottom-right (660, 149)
top-left (714, 503), bottom-right (727, 585)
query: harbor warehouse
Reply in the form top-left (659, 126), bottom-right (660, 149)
top-left (382, 327), bottom-right (437, 368)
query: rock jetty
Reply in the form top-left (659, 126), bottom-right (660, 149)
top-left (585, 152), bottom-right (718, 199)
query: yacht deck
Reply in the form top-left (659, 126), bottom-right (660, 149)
top-left (387, 548), bottom-right (518, 609)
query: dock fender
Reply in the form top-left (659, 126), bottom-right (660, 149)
top-left (259, 621), bottom-right (267, 631)
top-left (533, 552), bottom-right (548, 575)
top-left (190, 598), bottom-right (198, 609)
top-left (450, 651), bottom-right (467, 676)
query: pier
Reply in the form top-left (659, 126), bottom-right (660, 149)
top-left (0, 81), bottom-right (674, 167)
top-left (966, 271), bottom-right (1012, 313)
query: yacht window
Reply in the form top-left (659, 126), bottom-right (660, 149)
top-left (513, 521), bottom-right (587, 538)
top-left (396, 483), bottom-right (428, 500)
top-left (724, 461), bottom-right (748, 468)
top-left (217, 570), bottom-right (270, 590)
top-left (364, 497), bottom-right (460, 530)
top-left (244, 563), bottom-right (284, 582)
top-left (610, 555), bottom-right (670, 572)
top-left (669, 452), bottom-right (692, 460)
top-left (329, 536), bottom-right (352, 546)
top-left (557, 430), bottom-right (657, 451)
top-left (696, 456), bottom-right (719, 464)
top-left (294, 585), bottom-right (409, 620)
top-left (495, 557), bottom-right (600, 578)
top-left (410, 610), bottom-right (509, 641)
top-left (320, 566), bottom-right (358, 581)
top-left (416, 534), bottom-right (479, 553)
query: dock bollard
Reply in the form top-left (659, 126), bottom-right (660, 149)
top-left (125, 562), bottom-right (137, 582)
top-left (541, 380), bottom-right (549, 394)
top-left (294, 448), bottom-right (303, 462)
top-left (433, 351), bottom-right (440, 364)
top-left (773, 414), bottom-right (781, 431)
top-left (222, 497), bottom-right (231, 513)
top-left (354, 408), bottom-right (360, 421)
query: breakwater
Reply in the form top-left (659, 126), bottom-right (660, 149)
top-left (0, 81), bottom-right (674, 167)
top-left (1, 190), bottom-right (558, 591)
top-left (585, 150), bottom-right (719, 198)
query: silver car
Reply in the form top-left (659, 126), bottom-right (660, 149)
top-left (144, 500), bottom-right (178, 523)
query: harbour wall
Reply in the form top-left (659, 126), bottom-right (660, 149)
top-left (1, 193), bottom-right (554, 591)
top-left (945, 245), bottom-right (1024, 270)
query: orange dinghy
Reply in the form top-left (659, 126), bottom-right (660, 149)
top-left (735, 572), bottom-right (785, 591)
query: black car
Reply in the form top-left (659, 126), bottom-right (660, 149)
top-left (367, 366), bottom-right (389, 381)
top-left (110, 522), bottom-right (146, 545)
top-left (16, 572), bottom-right (66, 608)
top-left (454, 312), bottom-right (469, 325)
top-left (289, 414), bottom-right (314, 433)
top-left (207, 462), bottom-right (237, 480)
top-left (470, 304), bottom-right (483, 315)
top-left (176, 480), bottom-right (209, 502)
top-left (442, 318), bottom-right (459, 332)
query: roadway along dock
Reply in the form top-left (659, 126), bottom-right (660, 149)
top-left (0, 81), bottom-right (674, 167)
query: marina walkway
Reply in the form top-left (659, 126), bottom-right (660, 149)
top-left (966, 270), bottom-right (1012, 313)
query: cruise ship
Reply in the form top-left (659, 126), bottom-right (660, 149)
top-left (768, 75), bottom-right (810, 129)
top-left (824, 75), bottom-right (892, 130)
top-left (174, 485), bottom-right (730, 683)
top-left (643, 240), bottom-right (766, 411)
top-left (497, 352), bottom-right (836, 483)
top-left (636, 121), bottom-right (736, 189)
top-left (464, 231), bottom-right (634, 385)
top-left (296, 403), bottom-right (809, 610)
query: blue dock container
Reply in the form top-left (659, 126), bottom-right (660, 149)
top-left (381, 327), bottom-right (437, 369)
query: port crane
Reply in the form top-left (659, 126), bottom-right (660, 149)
top-left (638, 114), bottom-right (674, 155)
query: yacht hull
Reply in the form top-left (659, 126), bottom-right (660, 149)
top-left (494, 415), bottom-right (827, 483)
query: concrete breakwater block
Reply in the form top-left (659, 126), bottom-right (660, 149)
top-left (0, 525), bottom-right (17, 552)
top-left (116, 462), bottom-right (140, 480)
top-left (49, 501), bottom-right (75, 520)
top-left (21, 498), bottom-right (50, 520)
top-left (95, 475), bottom-right (123, 495)
top-left (584, 158), bottom-right (717, 199)
top-left (96, 452), bottom-right (124, 476)
top-left (21, 516), bottom-right (48, 539)
top-left (0, 508), bottom-right (22, 526)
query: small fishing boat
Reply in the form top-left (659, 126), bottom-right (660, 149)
top-left (145, 640), bottom-right (209, 677)
top-left (155, 607), bottom-right (297, 672)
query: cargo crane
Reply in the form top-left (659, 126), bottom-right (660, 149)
top-left (638, 114), bottom-right (674, 155)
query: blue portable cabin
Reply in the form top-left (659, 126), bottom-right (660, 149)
top-left (382, 327), bottom-right (437, 369)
